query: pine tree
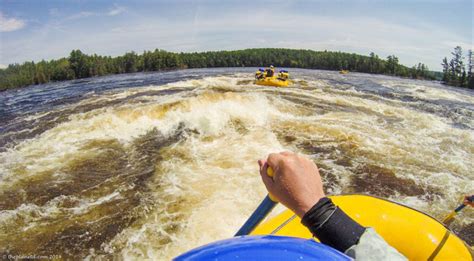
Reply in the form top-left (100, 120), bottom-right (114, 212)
top-left (467, 50), bottom-right (474, 89)
top-left (450, 46), bottom-right (464, 86)
top-left (441, 57), bottom-right (450, 83)
top-left (386, 55), bottom-right (399, 75)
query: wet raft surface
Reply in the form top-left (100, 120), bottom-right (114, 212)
top-left (0, 68), bottom-right (473, 259)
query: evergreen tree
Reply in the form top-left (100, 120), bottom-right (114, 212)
top-left (386, 55), bottom-right (399, 75)
top-left (467, 50), bottom-right (474, 89)
top-left (441, 46), bottom-right (473, 88)
top-left (441, 57), bottom-right (450, 83)
top-left (450, 46), bottom-right (464, 86)
top-left (69, 50), bottom-right (89, 79)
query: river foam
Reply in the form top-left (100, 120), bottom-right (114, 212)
top-left (0, 69), bottom-right (472, 258)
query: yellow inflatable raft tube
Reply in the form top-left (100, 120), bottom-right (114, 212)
top-left (255, 68), bottom-right (290, 87)
top-left (255, 77), bottom-right (290, 87)
top-left (251, 194), bottom-right (472, 260)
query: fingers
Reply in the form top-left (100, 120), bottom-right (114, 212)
top-left (258, 159), bottom-right (270, 175)
top-left (259, 161), bottom-right (274, 192)
top-left (464, 196), bottom-right (474, 207)
top-left (258, 159), bottom-right (268, 177)
top-left (280, 151), bottom-right (293, 156)
top-left (259, 151), bottom-right (296, 193)
top-left (258, 159), bottom-right (264, 170)
top-left (267, 152), bottom-right (284, 171)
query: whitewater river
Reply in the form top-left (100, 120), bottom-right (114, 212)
top-left (0, 68), bottom-right (473, 259)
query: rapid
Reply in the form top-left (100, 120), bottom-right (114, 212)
top-left (0, 68), bottom-right (473, 259)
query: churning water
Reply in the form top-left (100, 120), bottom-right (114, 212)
top-left (0, 68), bottom-right (472, 259)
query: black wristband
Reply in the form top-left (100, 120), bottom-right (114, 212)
top-left (301, 197), bottom-right (366, 252)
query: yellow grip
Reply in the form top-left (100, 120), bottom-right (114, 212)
top-left (442, 212), bottom-right (456, 225)
top-left (267, 167), bottom-right (274, 178)
top-left (267, 167), bottom-right (278, 202)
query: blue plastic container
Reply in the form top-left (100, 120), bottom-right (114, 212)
top-left (174, 235), bottom-right (351, 260)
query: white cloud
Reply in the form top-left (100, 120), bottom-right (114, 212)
top-left (0, 13), bottom-right (26, 32)
top-left (67, 11), bottom-right (95, 20)
top-left (65, 5), bottom-right (126, 21)
top-left (108, 5), bottom-right (126, 16)
top-left (0, 64), bottom-right (7, 69)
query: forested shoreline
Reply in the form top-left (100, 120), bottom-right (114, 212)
top-left (0, 48), bottom-right (443, 91)
top-left (441, 46), bottom-right (474, 88)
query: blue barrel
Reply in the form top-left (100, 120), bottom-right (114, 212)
top-left (174, 235), bottom-right (351, 260)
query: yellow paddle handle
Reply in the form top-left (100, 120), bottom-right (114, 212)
top-left (267, 166), bottom-right (274, 177)
top-left (442, 212), bottom-right (456, 225)
top-left (267, 167), bottom-right (278, 202)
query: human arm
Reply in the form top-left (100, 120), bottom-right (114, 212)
top-left (258, 152), bottom-right (406, 259)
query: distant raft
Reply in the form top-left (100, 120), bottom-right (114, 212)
top-left (339, 70), bottom-right (349, 74)
top-left (251, 194), bottom-right (472, 261)
top-left (255, 68), bottom-right (290, 87)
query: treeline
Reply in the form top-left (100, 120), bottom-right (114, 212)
top-left (0, 48), bottom-right (437, 91)
top-left (441, 46), bottom-right (474, 88)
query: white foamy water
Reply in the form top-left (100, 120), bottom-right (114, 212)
top-left (0, 69), bottom-right (472, 259)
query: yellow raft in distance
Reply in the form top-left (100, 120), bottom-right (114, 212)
top-left (251, 194), bottom-right (472, 260)
top-left (255, 69), bottom-right (290, 87)
top-left (255, 77), bottom-right (290, 87)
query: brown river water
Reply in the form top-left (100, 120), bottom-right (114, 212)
top-left (0, 68), bottom-right (472, 259)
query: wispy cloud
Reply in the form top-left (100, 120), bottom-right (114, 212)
top-left (107, 4), bottom-right (126, 16)
top-left (65, 4), bottom-right (126, 21)
top-left (67, 11), bottom-right (96, 20)
top-left (0, 12), bottom-right (26, 32)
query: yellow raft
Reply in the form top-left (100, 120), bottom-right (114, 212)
top-left (255, 77), bottom-right (290, 87)
top-left (251, 194), bottom-right (472, 260)
top-left (339, 70), bottom-right (349, 74)
top-left (255, 69), bottom-right (290, 87)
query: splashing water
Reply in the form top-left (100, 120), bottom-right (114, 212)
top-left (0, 68), bottom-right (472, 259)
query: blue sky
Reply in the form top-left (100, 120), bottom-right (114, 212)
top-left (0, 0), bottom-right (472, 71)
